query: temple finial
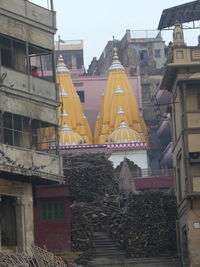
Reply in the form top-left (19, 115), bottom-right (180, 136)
top-left (58, 54), bottom-right (64, 64)
top-left (57, 54), bottom-right (69, 73)
top-left (113, 47), bottom-right (119, 60)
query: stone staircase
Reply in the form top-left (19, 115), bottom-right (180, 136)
top-left (87, 232), bottom-right (182, 267)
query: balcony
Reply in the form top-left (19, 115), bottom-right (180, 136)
top-left (0, 66), bottom-right (57, 100)
top-left (0, 143), bottom-right (62, 182)
top-left (159, 142), bottom-right (173, 168)
top-left (155, 89), bottom-right (171, 105)
top-left (157, 113), bottom-right (171, 139)
top-left (131, 168), bottom-right (175, 192)
top-left (0, 0), bottom-right (56, 50)
top-left (0, 0), bottom-right (56, 29)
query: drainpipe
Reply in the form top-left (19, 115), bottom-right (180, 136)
top-left (50, 0), bottom-right (54, 10)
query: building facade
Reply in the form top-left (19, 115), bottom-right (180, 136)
top-left (160, 23), bottom-right (200, 266)
top-left (55, 40), bottom-right (85, 76)
top-left (0, 0), bottom-right (62, 253)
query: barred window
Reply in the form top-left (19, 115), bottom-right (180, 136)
top-left (40, 201), bottom-right (65, 220)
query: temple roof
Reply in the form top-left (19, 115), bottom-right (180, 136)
top-left (109, 121), bottom-right (143, 143)
top-left (57, 55), bottom-right (92, 145)
top-left (60, 124), bottom-right (82, 145)
top-left (94, 49), bottom-right (148, 144)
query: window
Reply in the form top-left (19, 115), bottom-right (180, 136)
top-left (29, 44), bottom-right (55, 82)
top-left (1, 112), bottom-right (56, 150)
top-left (140, 50), bottom-right (148, 61)
top-left (76, 54), bottom-right (83, 69)
top-left (77, 90), bottom-right (85, 103)
top-left (40, 201), bottom-right (65, 220)
top-left (0, 33), bottom-right (54, 81)
top-left (74, 82), bottom-right (84, 87)
top-left (64, 54), bottom-right (72, 69)
top-left (130, 67), bottom-right (137, 77)
top-left (1, 48), bottom-right (12, 68)
top-left (155, 49), bottom-right (161, 58)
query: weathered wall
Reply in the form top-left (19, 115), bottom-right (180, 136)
top-left (0, 0), bottom-right (56, 49)
top-left (1, 66), bottom-right (57, 99)
top-left (0, 178), bottom-right (34, 252)
top-left (0, 143), bottom-right (61, 177)
top-left (0, 92), bottom-right (58, 124)
top-left (34, 186), bottom-right (72, 253)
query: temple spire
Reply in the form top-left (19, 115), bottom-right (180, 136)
top-left (56, 57), bottom-right (92, 145)
top-left (94, 51), bottom-right (148, 144)
top-left (173, 22), bottom-right (186, 47)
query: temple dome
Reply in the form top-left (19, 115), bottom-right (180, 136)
top-left (57, 55), bottom-right (70, 73)
top-left (109, 121), bottom-right (142, 143)
top-left (60, 124), bottom-right (82, 145)
top-left (109, 48), bottom-right (124, 72)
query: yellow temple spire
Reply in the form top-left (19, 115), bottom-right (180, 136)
top-left (94, 48), bottom-right (148, 144)
top-left (57, 55), bottom-right (92, 145)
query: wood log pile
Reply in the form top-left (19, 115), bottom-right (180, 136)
top-left (63, 153), bottom-right (118, 202)
top-left (109, 192), bottom-right (177, 257)
top-left (63, 153), bottom-right (177, 258)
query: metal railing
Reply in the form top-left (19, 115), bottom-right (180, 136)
top-left (133, 168), bottom-right (174, 179)
top-left (28, 0), bottom-right (54, 10)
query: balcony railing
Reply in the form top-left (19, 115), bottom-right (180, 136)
top-left (29, 0), bottom-right (54, 10)
top-left (0, 143), bottom-right (62, 181)
top-left (132, 168), bottom-right (174, 179)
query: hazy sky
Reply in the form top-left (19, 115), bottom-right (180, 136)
top-left (31, 0), bottom-right (199, 68)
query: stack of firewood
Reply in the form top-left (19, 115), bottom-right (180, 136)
top-left (71, 193), bottom-right (177, 258)
top-left (63, 153), bottom-right (177, 258)
top-left (71, 205), bottom-right (94, 251)
top-left (63, 153), bottom-right (118, 202)
top-left (109, 192), bottom-right (177, 257)
top-left (70, 195), bottom-right (119, 251)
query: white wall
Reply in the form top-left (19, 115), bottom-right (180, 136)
top-left (109, 149), bottom-right (148, 168)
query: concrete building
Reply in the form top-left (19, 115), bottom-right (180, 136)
top-left (0, 0), bottom-right (62, 253)
top-left (159, 22), bottom-right (200, 266)
top-left (55, 40), bottom-right (85, 76)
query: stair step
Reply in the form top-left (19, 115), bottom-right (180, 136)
top-left (88, 257), bottom-right (181, 267)
top-left (88, 232), bottom-right (181, 267)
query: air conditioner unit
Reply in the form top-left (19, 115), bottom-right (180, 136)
top-left (189, 152), bottom-right (200, 163)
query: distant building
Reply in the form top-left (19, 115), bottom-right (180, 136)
top-left (55, 40), bottom-right (85, 76)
